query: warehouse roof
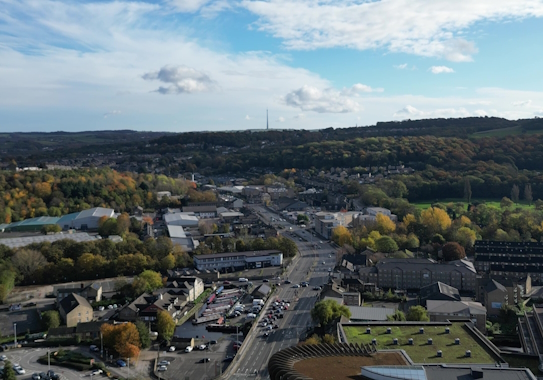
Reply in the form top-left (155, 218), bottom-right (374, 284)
top-left (6, 216), bottom-right (60, 228)
top-left (76, 207), bottom-right (114, 219)
top-left (347, 306), bottom-right (395, 321)
top-left (167, 225), bottom-right (186, 238)
top-left (164, 213), bottom-right (199, 224)
top-left (0, 232), bottom-right (98, 249)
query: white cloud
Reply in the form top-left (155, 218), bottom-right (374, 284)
top-left (535, 111), bottom-right (543, 117)
top-left (429, 66), bottom-right (455, 74)
top-left (245, 115), bottom-right (251, 120)
top-left (167, 0), bottom-right (213, 13)
top-left (394, 64), bottom-right (408, 70)
top-left (103, 110), bottom-right (121, 118)
top-left (293, 113), bottom-right (305, 119)
top-left (513, 100), bottom-right (532, 106)
top-left (344, 83), bottom-right (384, 94)
top-left (276, 116), bottom-right (285, 122)
top-left (284, 85), bottom-right (360, 113)
top-left (393, 105), bottom-right (424, 117)
top-left (142, 65), bottom-right (216, 94)
top-left (241, 0), bottom-right (543, 61)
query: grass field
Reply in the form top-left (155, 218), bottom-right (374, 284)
top-left (412, 198), bottom-right (534, 210)
top-left (343, 323), bottom-right (498, 364)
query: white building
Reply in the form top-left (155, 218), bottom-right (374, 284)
top-left (164, 213), bottom-right (199, 227)
top-left (56, 207), bottom-right (114, 230)
top-left (193, 250), bottom-right (283, 271)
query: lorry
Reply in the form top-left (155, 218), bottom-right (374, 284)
top-left (253, 299), bottom-right (264, 306)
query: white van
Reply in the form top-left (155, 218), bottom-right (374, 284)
top-left (185, 346), bottom-right (193, 353)
top-left (246, 313), bottom-right (257, 319)
top-left (239, 278), bottom-right (248, 282)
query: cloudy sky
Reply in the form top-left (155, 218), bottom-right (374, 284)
top-left (1, 0), bottom-right (543, 132)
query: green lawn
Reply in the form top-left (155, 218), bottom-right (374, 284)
top-left (343, 323), bottom-right (498, 364)
top-left (412, 198), bottom-right (534, 210)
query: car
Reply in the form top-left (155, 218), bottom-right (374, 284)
top-left (90, 345), bottom-right (99, 352)
top-left (320, 241), bottom-right (323, 244)
top-left (158, 360), bottom-right (170, 366)
top-left (301, 283), bottom-right (308, 287)
top-left (329, 254), bottom-right (332, 258)
top-left (47, 371), bottom-right (59, 380)
top-left (292, 284), bottom-right (300, 288)
top-left (209, 340), bottom-right (218, 345)
top-left (263, 279), bottom-right (269, 282)
top-left (98, 306), bottom-right (105, 311)
top-left (223, 281), bottom-right (231, 285)
top-left (285, 280), bottom-right (292, 284)
top-left (313, 286), bottom-right (321, 290)
top-left (322, 261), bottom-right (326, 265)
top-left (13, 365), bottom-right (25, 375)
top-left (328, 268), bottom-right (332, 272)
top-left (116, 360), bottom-right (127, 367)
top-left (168, 346), bottom-right (176, 352)
top-left (273, 324), bottom-right (279, 329)
top-left (0, 355), bottom-right (6, 361)
top-left (157, 366), bottom-right (167, 372)
top-left (278, 313), bottom-right (284, 318)
top-left (261, 321), bottom-right (267, 326)
top-left (112, 304), bottom-right (118, 309)
top-left (32, 373), bottom-right (41, 380)
top-left (91, 369), bottom-right (103, 376)
top-left (263, 332), bottom-right (269, 337)
top-left (266, 325), bottom-right (272, 330)
top-left (199, 358), bottom-right (211, 363)
top-left (223, 356), bottom-right (234, 362)
top-left (185, 346), bottom-right (193, 353)
top-left (276, 283), bottom-right (281, 286)
top-left (24, 302), bottom-right (37, 308)
top-left (107, 305), bottom-right (113, 309)
top-left (199, 344), bottom-right (207, 350)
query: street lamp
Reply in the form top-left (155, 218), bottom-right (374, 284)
top-left (13, 322), bottom-right (17, 346)
top-left (48, 350), bottom-right (51, 371)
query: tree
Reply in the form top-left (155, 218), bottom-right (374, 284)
top-left (376, 213), bottom-right (396, 234)
top-left (464, 178), bottom-right (472, 203)
top-left (297, 214), bottom-right (309, 223)
top-left (11, 249), bottom-right (48, 281)
top-left (421, 207), bottom-right (451, 235)
top-left (406, 306), bottom-right (429, 321)
top-left (160, 253), bottom-right (176, 271)
top-left (525, 184), bottom-right (533, 205)
top-left (41, 310), bottom-right (60, 331)
top-left (331, 226), bottom-right (352, 247)
top-left (135, 320), bottom-right (151, 349)
top-left (442, 241), bottom-right (466, 261)
top-left (455, 227), bottom-right (477, 249)
top-left (101, 323), bottom-right (141, 359)
top-left (116, 212), bottom-right (131, 236)
top-left (98, 218), bottom-right (118, 237)
top-left (500, 196), bottom-right (513, 208)
top-left (2, 360), bottom-right (16, 380)
top-left (511, 184), bottom-right (520, 203)
top-left (132, 270), bottom-right (163, 295)
top-left (310, 299), bottom-right (351, 326)
top-left (387, 310), bottom-right (406, 321)
top-left (374, 236), bottom-right (398, 253)
top-left (157, 310), bottom-right (176, 341)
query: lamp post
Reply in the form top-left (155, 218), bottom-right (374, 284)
top-left (48, 350), bottom-right (51, 371)
top-left (13, 322), bottom-right (17, 346)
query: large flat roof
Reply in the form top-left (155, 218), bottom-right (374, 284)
top-left (0, 232), bottom-right (98, 249)
top-left (194, 250), bottom-right (282, 259)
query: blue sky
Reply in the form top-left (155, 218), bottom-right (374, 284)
top-left (1, 0), bottom-right (543, 132)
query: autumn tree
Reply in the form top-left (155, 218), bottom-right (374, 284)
top-left (157, 310), bottom-right (176, 341)
top-left (442, 242), bottom-right (466, 261)
top-left (331, 226), bottom-right (352, 247)
top-left (101, 322), bottom-right (141, 359)
top-left (421, 207), bottom-right (451, 236)
top-left (464, 178), bottom-right (472, 203)
top-left (161, 253), bottom-right (176, 271)
top-left (376, 213), bottom-right (396, 234)
top-left (525, 184), bottom-right (533, 205)
top-left (511, 184), bottom-right (520, 203)
top-left (116, 212), bottom-right (131, 236)
top-left (455, 227), bottom-right (477, 249)
top-left (406, 306), bottom-right (429, 321)
top-left (132, 270), bottom-right (163, 295)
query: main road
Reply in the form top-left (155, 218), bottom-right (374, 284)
top-left (230, 206), bottom-right (337, 379)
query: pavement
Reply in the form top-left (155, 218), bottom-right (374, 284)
top-left (231, 205), bottom-right (336, 379)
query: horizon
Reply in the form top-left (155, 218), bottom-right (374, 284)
top-left (1, 1), bottom-right (543, 132)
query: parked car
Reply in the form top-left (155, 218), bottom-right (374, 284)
top-left (263, 332), bottom-right (269, 337)
top-left (198, 344), bottom-right (207, 350)
top-left (292, 284), bottom-right (300, 288)
top-left (223, 356), bottom-right (234, 362)
top-left (208, 340), bottom-right (218, 345)
top-left (89, 345), bottom-right (99, 352)
top-left (98, 306), bottom-right (105, 311)
top-left (158, 360), bottom-right (170, 366)
top-left (32, 373), bottom-right (41, 380)
top-left (273, 324), bottom-right (279, 329)
top-left (39, 372), bottom-right (48, 380)
top-left (185, 346), bottom-right (193, 353)
top-left (157, 366), bottom-right (167, 372)
top-left (116, 360), bottom-right (126, 367)
top-left (263, 279), bottom-right (269, 282)
top-left (199, 358), bottom-right (211, 363)
top-left (313, 286), bottom-right (321, 290)
top-left (223, 281), bottom-right (231, 285)
top-left (47, 371), bottom-right (59, 380)
top-left (168, 346), bottom-right (176, 352)
top-left (285, 280), bottom-right (292, 284)
top-left (0, 355), bottom-right (6, 361)
top-left (13, 365), bottom-right (25, 375)
top-left (91, 369), bottom-right (103, 376)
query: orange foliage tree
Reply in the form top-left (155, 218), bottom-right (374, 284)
top-left (101, 322), bottom-right (141, 359)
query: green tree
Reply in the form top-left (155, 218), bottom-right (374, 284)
top-left (525, 184), bottom-right (533, 205)
top-left (41, 310), bottom-right (61, 331)
top-left (406, 306), bottom-right (429, 321)
top-left (135, 320), bottom-right (151, 349)
top-left (511, 184), bottom-right (520, 203)
top-left (310, 299), bottom-right (351, 326)
top-left (156, 310), bottom-right (176, 341)
top-left (374, 236), bottom-right (398, 253)
top-left (464, 178), bottom-right (472, 203)
top-left (2, 360), bottom-right (16, 380)
top-left (297, 214), bottom-right (309, 223)
top-left (160, 253), bottom-right (176, 271)
top-left (442, 242), bottom-right (466, 261)
top-left (500, 196), bottom-right (513, 208)
top-left (387, 310), bottom-right (406, 321)
top-left (132, 270), bottom-right (163, 295)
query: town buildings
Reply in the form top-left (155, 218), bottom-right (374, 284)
top-left (193, 250), bottom-right (283, 271)
top-left (59, 293), bottom-right (94, 327)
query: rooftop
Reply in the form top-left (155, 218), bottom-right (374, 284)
top-left (342, 322), bottom-right (499, 364)
top-left (347, 306), bottom-right (395, 321)
top-left (167, 225), bottom-right (186, 238)
top-left (0, 232), bottom-right (98, 249)
top-left (194, 249), bottom-right (282, 260)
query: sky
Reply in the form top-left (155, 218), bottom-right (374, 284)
top-left (1, 0), bottom-right (543, 133)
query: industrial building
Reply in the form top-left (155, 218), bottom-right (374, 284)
top-left (56, 207), bottom-right (114, 230)
top-left (3, 216), bottom-right (61, 232)
top-left (164, 213), bottom-right (199, 227)
top-left (193, 250), bottom-right (283, 271)
top-left (0, 232), bottom-right (99, 249)
top-left (166, 225), bottom-right (199, 252)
